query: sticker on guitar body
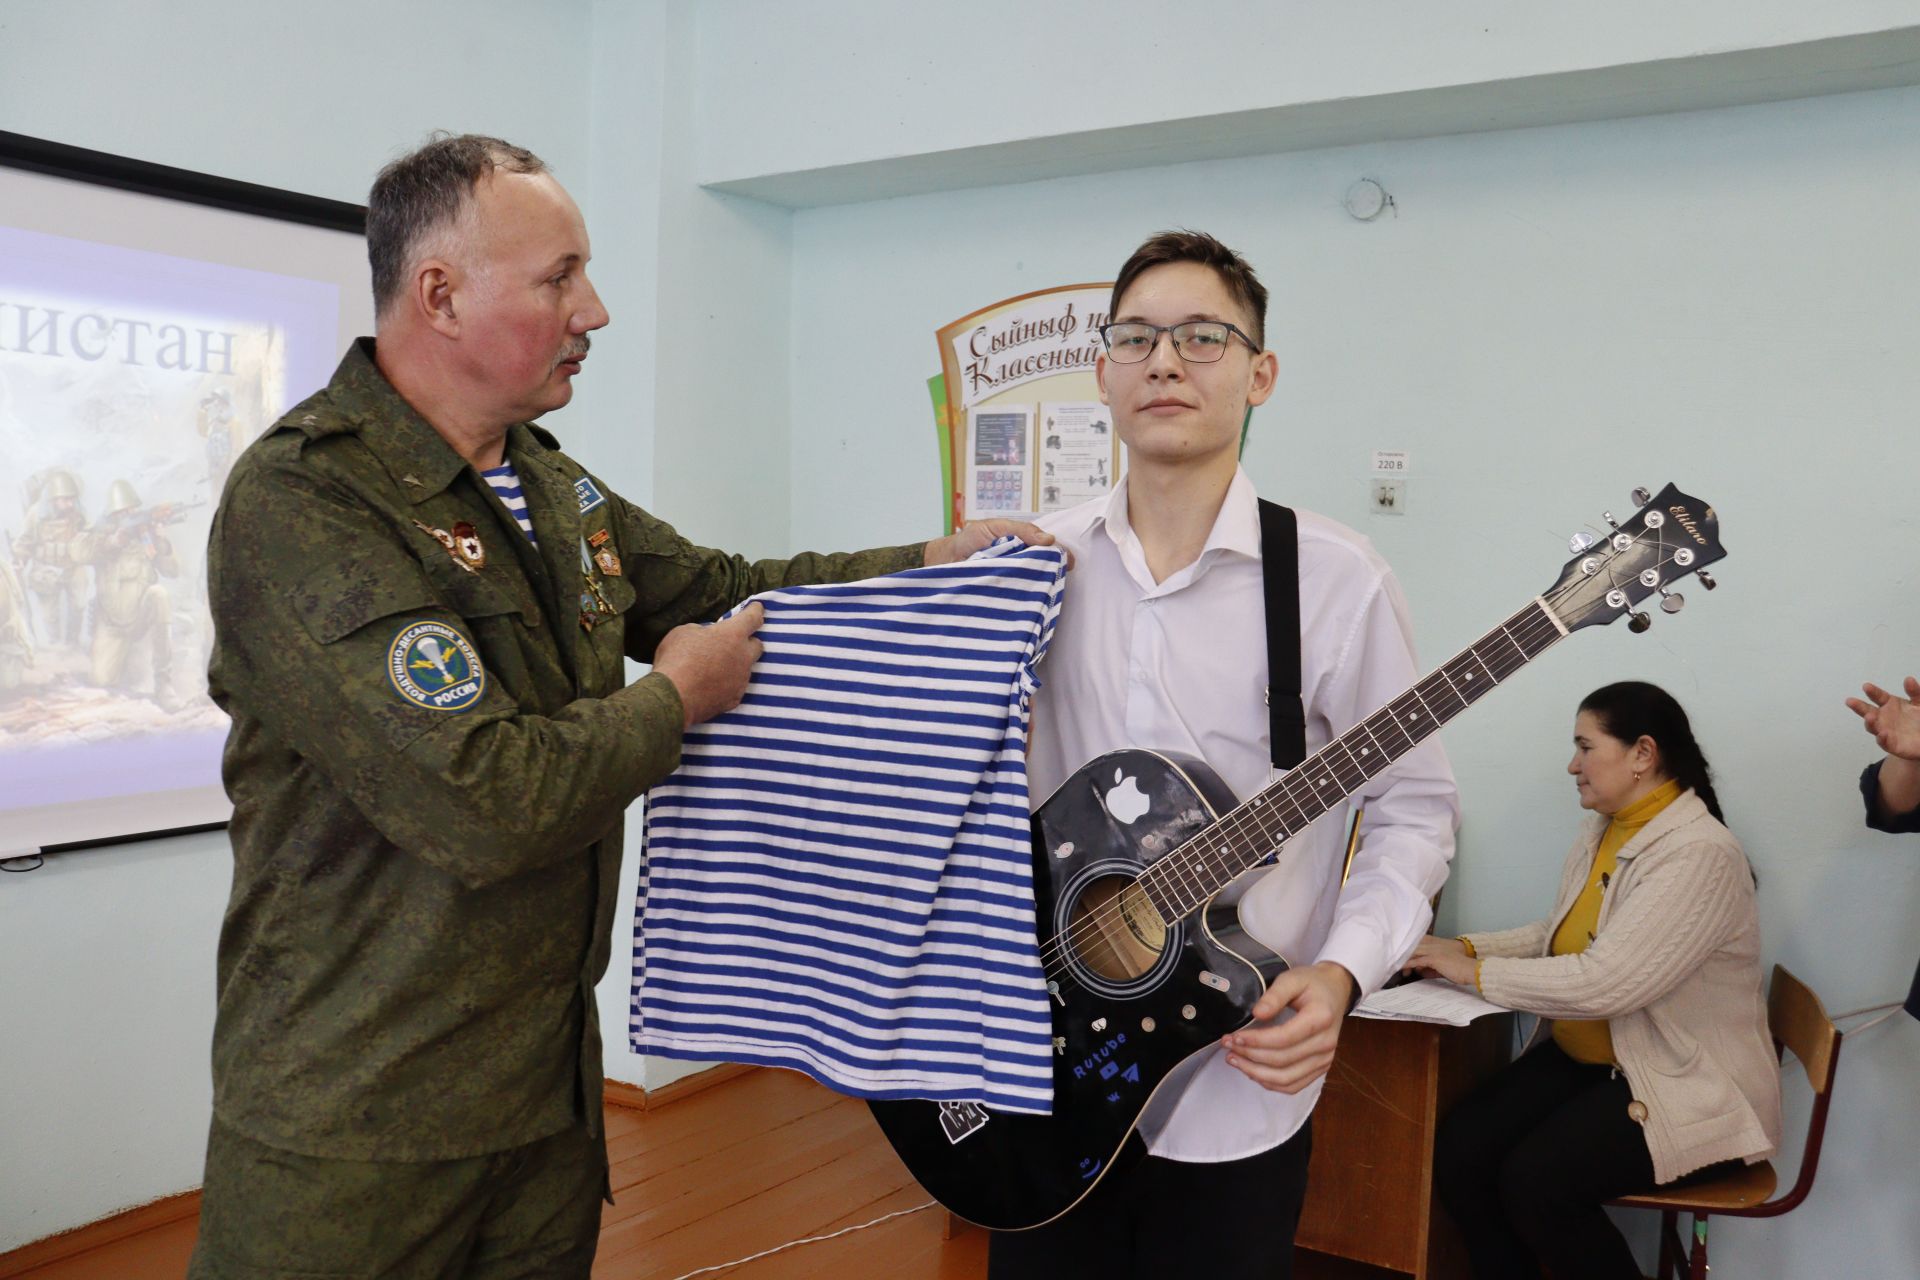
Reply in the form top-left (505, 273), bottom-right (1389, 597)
top-left (1072, 1031), bottom-right (1132, 1082)
top-left (938, 1101), bottom-right (991, 1144)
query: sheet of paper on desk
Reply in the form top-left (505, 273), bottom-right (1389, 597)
top-left (1353, 978), bottom-right (1509, 1026)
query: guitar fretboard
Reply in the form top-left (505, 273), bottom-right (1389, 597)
top-left (1138, 597), bottom-right (1568, 921)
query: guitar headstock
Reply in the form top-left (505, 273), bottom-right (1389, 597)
top-left (1543, 484), bottom-right (1725, 634)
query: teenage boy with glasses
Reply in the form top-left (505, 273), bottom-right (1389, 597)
top-left (991, 230), bottom-right (1460, 1279)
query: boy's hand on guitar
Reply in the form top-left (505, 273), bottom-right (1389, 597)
top-left (1222, 961), bottom-right (1355, 1094)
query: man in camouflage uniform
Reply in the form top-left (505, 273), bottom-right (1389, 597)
top-left (75, 479), bottom-right (181, 704)
top-left (13, 469), bottom-right (89, 647)
top-left (189, 134), bottom-right (1047, 1280)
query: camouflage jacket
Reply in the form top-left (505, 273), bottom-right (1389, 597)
top-left (206, 339), bottom-right (922, 1160)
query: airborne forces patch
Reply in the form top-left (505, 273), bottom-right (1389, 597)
top-left (388, 621), bottom-right (485, 712)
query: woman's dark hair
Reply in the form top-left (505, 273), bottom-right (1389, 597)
top-left (1578, 681), bottom-right (1725, 824)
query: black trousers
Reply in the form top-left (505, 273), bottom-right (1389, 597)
top-left (988, 1119), bottom-right (1313, 1280)
top-left (1434, 1042), bottom-right (1737, 1280)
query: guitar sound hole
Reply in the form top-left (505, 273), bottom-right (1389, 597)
top-left (1069, 875), bottom-right (1168, 983)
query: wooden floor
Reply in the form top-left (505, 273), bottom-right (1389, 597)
top-left (7, 1069), bottom-right (972, 1280)
top-left (593, 1069), bottom-right (981, 1279)
top-left (8, 1068), bottom-right (1396, 1279)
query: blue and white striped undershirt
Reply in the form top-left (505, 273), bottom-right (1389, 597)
top-left (480, 461), bottom-right (538, 547)
top-left (632, 539), bottom-right (1066, 1114)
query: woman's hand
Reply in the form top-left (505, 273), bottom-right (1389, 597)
top-left (1402, 934), bottom-right (1478, 987)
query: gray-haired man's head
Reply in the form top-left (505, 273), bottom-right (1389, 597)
top-left (367, 133), bottom-right (548, 319)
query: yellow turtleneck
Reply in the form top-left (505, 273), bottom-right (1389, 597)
top-left (1550, 778), bottom-right (1683, 1065)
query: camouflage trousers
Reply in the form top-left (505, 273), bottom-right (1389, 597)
top-left (187, 1119), bottom-right (606, 1279)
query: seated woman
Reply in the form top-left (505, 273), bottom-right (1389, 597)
top-left (1405, 681), bottom-right (1781, 1280)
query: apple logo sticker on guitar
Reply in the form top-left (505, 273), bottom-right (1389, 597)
top-left (1104, 768), bottom-right (1150, 825)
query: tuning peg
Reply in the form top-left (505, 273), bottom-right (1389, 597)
top-left (1568, 531), bottom-right (1598, 554)
top-left (1697, 570), bottom-right (1717, 591)
top-left (1627, 611), bottom-right (1652, 633)
top-left (1631, 486), bottom-right (1652, 506)
top-left (1602, 511), bottom-right (1620, 529)
top-left (1659, 589), bottom-right (1685, 614)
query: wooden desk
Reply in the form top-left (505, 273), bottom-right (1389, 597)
top-left (1296, 1013), bottom-right (1515, 1280)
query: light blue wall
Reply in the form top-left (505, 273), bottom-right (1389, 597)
top-left (0, 831), bottom-right (228, 1252)
top-left (0, 0), bottom-right (592, 204)
top-left (644, 0), bottom-right (797, 558)
top-left (786, 84), bottom-right (1920, 1278)
top-left (693, 0), bottom-right (1920, 202)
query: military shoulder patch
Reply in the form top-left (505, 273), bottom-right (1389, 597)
top-left (573, 475), bottom-right (607, 515)
top-left (388, 620), bottom-right (485, 713)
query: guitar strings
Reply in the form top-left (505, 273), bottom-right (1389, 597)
top-left (1033, 593), bottom-right (1567, 980)
top-left (1030, 531), bottom-right (1693, 990)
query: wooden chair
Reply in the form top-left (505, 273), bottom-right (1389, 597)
top-left (1607, 964), bottom-right (1842, 1280)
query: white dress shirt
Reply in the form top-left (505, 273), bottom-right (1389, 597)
top-left (1029, 467), bottom-right (1460, 1162)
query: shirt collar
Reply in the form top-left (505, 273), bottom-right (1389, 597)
top-left (1207, 468), bottom-right (1263, 560)
top-left (1093, 466), bottom-right (1263, 589)
top-left (291, 339), bottom-right (463, 504)
top-left (302, 339), bottom-right (562, 507)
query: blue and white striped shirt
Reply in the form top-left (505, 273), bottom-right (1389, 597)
top-left (631, 540), bottom-right (1066, 1113)
top-left (480, 461), bottom-right (538, 546)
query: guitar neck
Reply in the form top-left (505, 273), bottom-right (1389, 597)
top-left (1140, 596), bottom-right (1569, 920)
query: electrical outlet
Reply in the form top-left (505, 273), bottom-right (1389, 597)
top-left (1371, 479), bottom-right (1406, 514)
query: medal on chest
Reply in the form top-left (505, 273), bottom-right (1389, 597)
top-left (579, 536), bottom-right (616, 631)
top-left (412, 519), bottom-right (486, 575)
top-left (587, 528), bottom-right (621, 577)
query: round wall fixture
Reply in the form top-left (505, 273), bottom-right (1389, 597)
top-left (1344, 178), bottom-right (1389, 221)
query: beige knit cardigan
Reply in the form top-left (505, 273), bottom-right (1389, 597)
top-left (1464, 789), bottom-right (1783, 1183)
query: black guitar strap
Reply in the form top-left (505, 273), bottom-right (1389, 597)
top-left (1258, 499), bottom-right (1306, 771)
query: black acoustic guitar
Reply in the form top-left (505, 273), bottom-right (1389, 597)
top-left (868, 483), bottom-right (1726, 1231)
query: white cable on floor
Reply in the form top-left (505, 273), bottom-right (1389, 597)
top-left (662, 1199), bottom-right (940, 1280)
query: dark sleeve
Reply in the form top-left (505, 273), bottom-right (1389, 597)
top-left (609, 491), bottom-right (927, 661)
top-left (1860, 761), bottom-right (1920, 832)
top-left (211, 463), bottom-right (685, 889)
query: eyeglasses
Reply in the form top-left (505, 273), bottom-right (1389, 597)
top-left (1099, 320), bottom-right (1260, 364)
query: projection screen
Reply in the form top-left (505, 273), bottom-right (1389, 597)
top-left (0, 133), bottom-right (371, 853)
